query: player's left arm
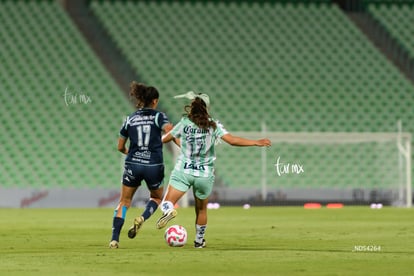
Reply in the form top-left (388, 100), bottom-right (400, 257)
top-left (162, 122), bottom-right (173, 134)
top-left (221, 133), bottom-right (271, 147)
top-left (215, 120), bottom-right (271, 147)
top-left (162, 132), bottom-right (174, 143)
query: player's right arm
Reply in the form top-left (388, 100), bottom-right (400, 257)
top-left (118, 117), bottom-right (129, 155)
top-left (221, 133), bottom-right (271, 147)
top-left (117, 136), bottom-right (128, 154)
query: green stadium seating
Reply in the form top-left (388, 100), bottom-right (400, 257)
top-left (368, 3), bottom-right (414, 58)
top-left (0, 0), bottom-right (148, 189)
top-left (89, 0), bottom-right (414, 190)
top-left (2, 0), bottom-right (413, 194)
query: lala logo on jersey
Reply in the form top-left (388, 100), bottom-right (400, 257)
top-left (184, 162), bottom-right (205, 171)
top-left (134, 151), bottom-right (151, 159)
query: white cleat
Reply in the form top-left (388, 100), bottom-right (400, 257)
top-left (109, 240), bottom-right (119, 249)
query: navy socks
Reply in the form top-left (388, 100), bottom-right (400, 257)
top-left (141, 200), bottom-right (158, 221)
top-left (111, 217), bottom-right (125, 242)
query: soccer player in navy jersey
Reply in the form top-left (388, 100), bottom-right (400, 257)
top-left (109, 82), bottom-right (173, 249)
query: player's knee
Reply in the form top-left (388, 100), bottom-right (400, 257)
top-left (149, 197), bottom-right (162, 205)
top-left (149, 190), bottom-right (163, 201)
top-left (119, 199), bottom-right (132, 208)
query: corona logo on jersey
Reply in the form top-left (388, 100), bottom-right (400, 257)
top-left (183, 125), bottom-right (209, 134)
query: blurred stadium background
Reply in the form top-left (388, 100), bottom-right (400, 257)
top-left (1, 0), bottom-right (413, 208)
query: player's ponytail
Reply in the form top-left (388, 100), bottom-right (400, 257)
top-left (129, 82), bottom-right (159, 108)
top-left (185, 97), bottom-right (216, 130)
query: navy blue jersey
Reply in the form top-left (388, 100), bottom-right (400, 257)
top-left (120, 108), bottom-right (170, 165)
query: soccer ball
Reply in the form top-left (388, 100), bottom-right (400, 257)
top-left (164, 225), bottom-right (187, 247)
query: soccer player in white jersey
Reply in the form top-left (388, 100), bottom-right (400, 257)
top-left (156, 91), bottom-right (271, 248)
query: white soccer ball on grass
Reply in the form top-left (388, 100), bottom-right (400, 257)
top-left (164, 225), bottom-right (188, 247)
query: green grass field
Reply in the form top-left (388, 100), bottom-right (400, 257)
top-left (1, 207), bottom-right (413, 275)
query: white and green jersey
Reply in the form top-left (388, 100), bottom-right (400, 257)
top-left (171, 116), bottom-right (228, 177)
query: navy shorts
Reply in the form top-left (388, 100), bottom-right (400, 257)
top-left (122, 162), bottom-right (164, 190)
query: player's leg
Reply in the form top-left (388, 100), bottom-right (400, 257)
top-left (110, 163), bottom-right (141, 248)
top-left (156, 184), bottom-right (185, 229)
top-left (110, 184), bottom-right (137, 248)
top-left (193, 195), bottom-right (208, 248)
top-left (193, 175), bottom-right (214, 248)
top-left (128, 188), bottom-right (164, 238)
top-left (141, 164), bottom-right (165, 220)
top-left (144, 187), bottom-right (164, 217)
top-left (128, 165), bottom-right (164, 238)
top-left (156, 169), bottom-right (191, 229)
